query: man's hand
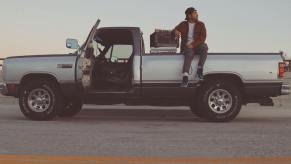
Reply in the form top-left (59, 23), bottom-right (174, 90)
top-left (174, 29), bottom-right (181, 38)
top-left (186, 43), bottom-right (194, 49)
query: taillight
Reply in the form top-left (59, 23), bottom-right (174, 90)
top-left (278, 62), bottom-right (285, 78)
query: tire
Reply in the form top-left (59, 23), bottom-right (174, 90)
top-left (19, 79), bottom-right (64, 121)
top-left (198, 80), bottom-right (242, 122)
top-left (58, 99), bottom-right (83, 117)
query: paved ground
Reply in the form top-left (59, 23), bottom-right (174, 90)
top-left (1, 103), bottom-right (291, 163)
top-left (0, 72), bottom-right (290, 163)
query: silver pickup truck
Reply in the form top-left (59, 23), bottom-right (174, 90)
top-left (0, 19), bottom-right (290, 122)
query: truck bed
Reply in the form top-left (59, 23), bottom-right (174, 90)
top-left (133, 53), bottom-right (283, 84)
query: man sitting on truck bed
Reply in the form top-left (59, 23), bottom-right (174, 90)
top-left (173, 7), bottom-right (208, 87)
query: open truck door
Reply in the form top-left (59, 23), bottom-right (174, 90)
top-left (80, 19), bottom-right (101, 90)
top-left (67, 19), bottom-right (101, 90)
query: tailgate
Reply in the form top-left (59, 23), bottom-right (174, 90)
top-left (0, 58), bottom-right (4, 92)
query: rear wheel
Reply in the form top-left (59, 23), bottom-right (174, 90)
top-left (196, 80), bottom-right (242, 122)
top-left (19, 79), bottom-right (64, 121)
top-left (58, 99), bottom-right (83, 117)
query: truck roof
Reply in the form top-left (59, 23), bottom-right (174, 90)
top-left (98, 27), bottom-right (141, 31)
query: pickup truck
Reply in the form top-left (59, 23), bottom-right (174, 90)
top-left (0, 19), bottom-right (290, 122)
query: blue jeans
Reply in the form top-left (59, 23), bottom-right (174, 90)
top-left (182, 43), bottom-right (208, 73)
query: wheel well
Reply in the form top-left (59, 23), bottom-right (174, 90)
top-left (202, 74), bottom-right (246, 102)
top-left (21, 74), bottom-right (58, 85)
top-left (19, 74), bottom-right (60, 95)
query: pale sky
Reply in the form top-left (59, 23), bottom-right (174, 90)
top-left (0, 0), bottom-right (291, 58)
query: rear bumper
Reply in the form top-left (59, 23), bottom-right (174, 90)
top-left (281, 84), bottom-right (290, 95)
top-left (244, 82), bottom-right (289, 106)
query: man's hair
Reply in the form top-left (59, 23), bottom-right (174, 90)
top-left (185, 7), bottom-right (197, 20)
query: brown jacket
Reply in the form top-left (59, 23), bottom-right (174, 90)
top-left (173, 20), bottom-right (207, 52)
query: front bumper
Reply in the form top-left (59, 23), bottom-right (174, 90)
top-left (281, 84), bottom-right (290, 95)
top-left (0, 83), bottom-right (19, 96)
top-left (0, 82), bottom-right (8, 95)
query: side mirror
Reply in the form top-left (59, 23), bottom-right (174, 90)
top-left (66, 38), bottom-right (79, 49)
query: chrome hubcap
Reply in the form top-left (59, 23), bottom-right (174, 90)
top-left (208, 89), bottom-right (233, 114)
top-left (28, 88), bottom-right (51, 112)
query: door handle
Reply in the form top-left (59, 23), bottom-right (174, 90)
top-left (57, 64), bottom-right (73, 69)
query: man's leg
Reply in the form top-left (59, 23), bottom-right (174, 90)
top-left (195, 43), bottom-right (208, 80)
top-left (181, 48), bottom-right (195, 87)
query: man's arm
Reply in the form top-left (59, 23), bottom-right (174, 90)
top-left (172, 22), bottom-right (183, 38)
top-left (191, 22), bottom-right (207, 49)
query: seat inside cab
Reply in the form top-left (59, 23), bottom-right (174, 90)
top-left (90, 29), bottom-right (134, 91)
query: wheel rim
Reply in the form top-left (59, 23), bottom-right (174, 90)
top-left (27, 88), bottom-right (51, 113)
top-left (208, 89), bottom-right (233, 114)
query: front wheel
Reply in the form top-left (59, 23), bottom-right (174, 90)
top-left (198, 80), bottom-right (242, 122)
top-left (19, 79), bottom-right (64, 121)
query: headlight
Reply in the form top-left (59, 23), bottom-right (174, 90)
top-left (1, 59), bottom-right (6, 82)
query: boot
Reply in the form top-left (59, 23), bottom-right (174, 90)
top-left (180, 76), bottom-right (189, 88)
top-left (197, 67), bottom-right (204, 81)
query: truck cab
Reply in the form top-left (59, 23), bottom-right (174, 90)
top-left (70, 22), bottom-right (196, 101)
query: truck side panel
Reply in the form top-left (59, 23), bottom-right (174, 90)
top-left (136, 53), bottom-right (282, 83)
top-left (134, 53), bottom-right (283, 98)
top-left (4, 55), bottom-right (78, 84)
